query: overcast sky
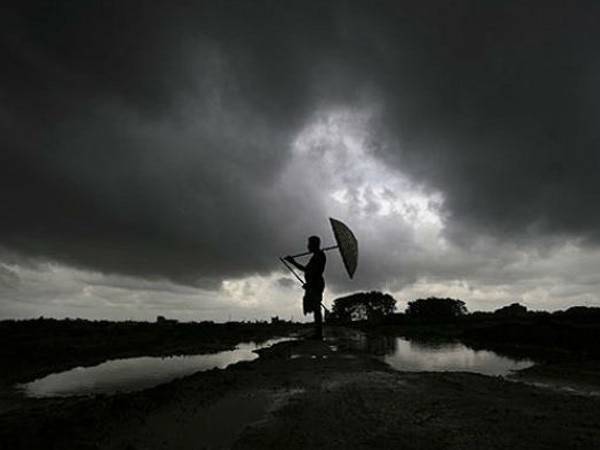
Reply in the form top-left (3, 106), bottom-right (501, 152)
top-left (2, 1), bottom-right (600, 322)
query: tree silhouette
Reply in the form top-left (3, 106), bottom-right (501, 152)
top-left (406, 297), bottom-right (467, 318)
top-left (331, 291), bottom-right (396, 323)
top-left (493, 303), bottom-right (527, 318)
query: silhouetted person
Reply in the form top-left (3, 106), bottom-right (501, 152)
top-left (286, 236), bottom-right (326, 340)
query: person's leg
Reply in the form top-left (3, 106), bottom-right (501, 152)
top-left (303, 292), bottom-right (310, 315)
top-left (314, 303), bottom-right (323, 340)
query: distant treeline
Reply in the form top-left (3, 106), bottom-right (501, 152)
top-left (330, 292), bottom-right (600, 358)
top-left (329, 292), bottom-right (600, 323)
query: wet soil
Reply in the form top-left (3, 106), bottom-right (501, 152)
top-left (2, 327), bottom-right (600, 449)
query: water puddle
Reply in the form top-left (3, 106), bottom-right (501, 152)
top-left (18, 337), bottom-right (292, 398)
top-left (361, 335), bottom-right (535, 376)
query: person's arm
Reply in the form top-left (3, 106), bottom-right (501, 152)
top-left (284, 255), bottom-right (306, 272)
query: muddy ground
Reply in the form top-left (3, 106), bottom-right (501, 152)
top-left (2, 327), bottom-right (600, 449)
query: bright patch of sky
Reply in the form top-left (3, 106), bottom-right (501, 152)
top-left (288, 106), bottom-right (446, 249)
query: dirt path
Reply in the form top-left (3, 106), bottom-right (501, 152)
top-left (2, 328), bottom-right (600, 449)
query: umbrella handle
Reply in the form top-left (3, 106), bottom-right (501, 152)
top-left (289, 245), bottom-right (338, 259)
top-left (279, 257), bottom-right (304, 285)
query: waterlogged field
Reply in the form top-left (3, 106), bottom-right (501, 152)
top-left (2, 320), bottom-right (600, 449)
top-left (18, 334), bottom-right (534, 399)
top-left (18, 338), bottom-right (294, 397)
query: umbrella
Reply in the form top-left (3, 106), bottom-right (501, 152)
top-left (329, 217), bottom-right (358, 279)
top-left (279, 217), bottom-right (358, 280)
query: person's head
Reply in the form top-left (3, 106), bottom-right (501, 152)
top-left (307, 235), bottom-right (321, 252)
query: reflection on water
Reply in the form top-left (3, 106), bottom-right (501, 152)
top-left (364, 335), bottom-right (534, 376)
top-left (19, 338), bottom-right (292, 398)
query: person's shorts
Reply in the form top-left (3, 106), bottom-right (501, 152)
top-left (303, 289), bottom-right (323, 315)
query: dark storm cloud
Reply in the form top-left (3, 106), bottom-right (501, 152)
top-left (2, 1), bottom-right (599, 287)
top-left (368, 1), bottom-right (600, 243)
top-left (1, 0), bottom-right (324, 283)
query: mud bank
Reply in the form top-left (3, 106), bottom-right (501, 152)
top-left (2, 328), bottom-right (600, 449)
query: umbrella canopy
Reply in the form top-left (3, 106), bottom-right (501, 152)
top-left (282, 217), bottom-right (359, 281)
top-left (329, 217), bottom-right (358, 279)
